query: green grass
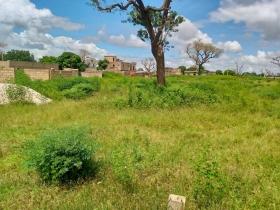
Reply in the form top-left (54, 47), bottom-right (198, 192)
top-left (0, 73), bottom-right (280, 209)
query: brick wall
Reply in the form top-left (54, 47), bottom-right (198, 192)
top-left (0, 67), bottom-right (14, 82)
top-left (24, 69), bottom-right (50, 80)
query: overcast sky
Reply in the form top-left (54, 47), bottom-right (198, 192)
top-left (0, 0), bottom-right (279, 72)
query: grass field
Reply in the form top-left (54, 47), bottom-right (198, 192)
top-left (0, 73), bottom-right (280, 209)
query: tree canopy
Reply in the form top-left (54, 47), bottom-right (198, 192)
top-left (97, 59), bottom-right (109, 71)
top-left (39, 56), bottom-right (58, 64)
top-left (57, 52), bottom-right (85, 71)
top-left (3, 50), bottom-right (35, 62)
top-left (186, 40), bottom-right (223, 75)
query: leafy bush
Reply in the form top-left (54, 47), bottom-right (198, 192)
top-left (115, 81), bottom-right (218, 109)
top-left (224, 70), bottom-right (236, 76)
top-left (14, 71), bottom-right (100, 100)
top-left (216, 70), bottom-right (223, 75)
top-left (63, 83), bottom-right (96, 100)
top-left (25, 127), bottom-right (98, 184)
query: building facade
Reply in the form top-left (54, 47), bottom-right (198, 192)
top-left (104, 56), bottom-right (136, 75)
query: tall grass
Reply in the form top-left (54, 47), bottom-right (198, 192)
top-left (0, 73), bottom-right (279, 209)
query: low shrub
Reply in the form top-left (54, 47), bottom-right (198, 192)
top-left (14, 70), bottom-right (100, 100)
top-left (193, 147), bottom-right (228, 209)
top-left (25, 127), bottom-right (98, 184)
top-left (63, 83), bottom-right (96, 100)
top-left (115, 81), bottom-right (218, 109)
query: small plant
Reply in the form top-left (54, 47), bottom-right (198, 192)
top-left (193, 146), bottom-right (228, 209)
top-left (25, 127), bottom-right (98, 184)
top-left (6, 85), bottom-right (28, 103)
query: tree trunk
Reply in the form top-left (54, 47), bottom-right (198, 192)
top-left (198, 64), bottom-right (203, 75)
top-left (153, 46), bottom-right (166, 86)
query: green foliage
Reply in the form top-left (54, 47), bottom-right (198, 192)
top-left (3, 49), bottom-right (35, 62)
top-left (216, 70), bottom-right (223, 75)
top-left (2, 75), bottom-right (280, 209)
top-left (39, 56), bottom-right (58, 64)
top-left (97, 59), bottom-right (109, 71)
top-left (178, 66), bottom-right (187, 75)
top-left (57, 52), bottom-right (83, 71)
top-left (25, 127), bottom-right (98, 184)
top-left (14, 69), bottom-right (32, 86)
top-left (109, 130), bottom-right (157, 192)
top-left (6, 85), bottom-right (28, 104)
top-left (193, 146), bottom-right (228, 209)
top-left (14, 70), bottom-right (100, 100)
top-left (116, 80), bottom-right (218, 108)
top-left (186, 66), bottom-right (198, 72)
top-left (126, 8), bottom-right (184, 48)
top-left (63, 83), bottom-right (96, 100)
top-left (224, 69), bottom-right (236, 76)
top-left (56, 76), bottom-right (100, 91)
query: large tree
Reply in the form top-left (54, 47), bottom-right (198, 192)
top-left (90, 0), bottom-right (184, 86)
top-left (186, 40), bottom-right (223, 75)
top-left (57, 52), bottom-right (85, 71)
top-left (3, 49), bottom-right (35, 62)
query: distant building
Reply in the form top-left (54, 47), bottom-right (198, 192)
top-left (165, 67), bottom-right (182, 76)
top-left (84, 56), bottom-right (98, 69)
top-left (104, 55), bottom-right (136, 75)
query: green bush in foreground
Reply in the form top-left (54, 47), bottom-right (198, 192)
top-left (25, 127), bottom-right (98, 184)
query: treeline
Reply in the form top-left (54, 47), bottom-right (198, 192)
top-left (0, 50), bottom-right (87, 71)
top-left (0, 49), bottom-right (110, 72)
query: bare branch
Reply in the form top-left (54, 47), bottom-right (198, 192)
top-left (272, 56), bottom-right (280, 67)
top-left (90, 0), bottom-right (137, 12)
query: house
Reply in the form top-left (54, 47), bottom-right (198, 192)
top-left (84, 56), bottom-right (98, 69)
top-left (165, 67), bottom-right (182, 76)
top-left (104, 55), bottom-right (136, 75)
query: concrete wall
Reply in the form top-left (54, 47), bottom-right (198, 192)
top-left (81, 70), bottom-right (102, 78)
top-left (9, 61), bottom-right (59, 70)
top-left (51, 69), bottom-right (79, 78)
top-left (24, 69), bottom-right (50, 81)
top-left (0, 67), bottom-right (14, 82)
top-left (0, 61), bottom-right (10, 68)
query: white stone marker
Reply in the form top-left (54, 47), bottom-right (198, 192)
top-left (167, 194), bottom-right (186, 210)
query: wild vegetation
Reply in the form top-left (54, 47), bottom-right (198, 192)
top-left (0, 73), bottom-right (279, 209)
top-left (13, 70), bottom-right (100, 100)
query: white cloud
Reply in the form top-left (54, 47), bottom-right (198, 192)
top-left (108, 34), bottom-right (148, 48)
top-left (217, 41), bottom-right (242, 52)
top-left (0, 0), bottom-right (106, 59)
top-left (170, 18), bottom-right (212, 50)
top-left (210, 0), bottom-right (280, 40)
top-left (0, 0), bottom-right (83, 32)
